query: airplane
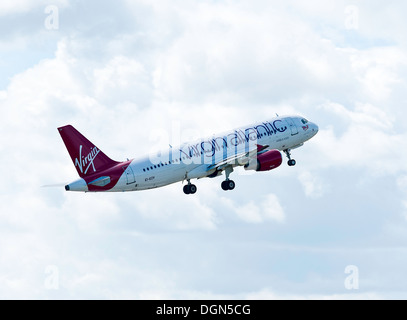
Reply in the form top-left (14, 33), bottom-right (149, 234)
top-left (58, 115), bottom-right (318, 194)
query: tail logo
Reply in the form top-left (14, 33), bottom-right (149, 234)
top-left (75, 145), bottom-right (100, 174)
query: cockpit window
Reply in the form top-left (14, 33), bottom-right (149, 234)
top-left (301, 118), bottom-right (308, 124)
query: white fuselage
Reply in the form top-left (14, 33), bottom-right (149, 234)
top-left (106, 115), bottom-right (318, 192)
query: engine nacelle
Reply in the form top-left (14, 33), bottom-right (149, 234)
top-left (244, 150), bottom-right (282, 172)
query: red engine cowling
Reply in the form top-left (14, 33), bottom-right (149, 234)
top-left (244, 150), bottom-right (282, 172)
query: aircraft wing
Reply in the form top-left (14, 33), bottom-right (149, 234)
top-left (186, 144), bottom-right (270, 180)
top-left (207, 144), bottom-right (269, 171)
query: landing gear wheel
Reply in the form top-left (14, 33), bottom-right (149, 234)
top-left (227, 180), bottom-right (235, 190)
top-left (221, 181), bottom-right (228, 191)
top-left (183, 185), bottom-right (191, 195)
top-left (221, 165), bottom-right (236, 191)
top-left (189, 184), bottom-right (197, 194)
top-left (221, 180), bottom-right (235, 191)
top-left (183, 184), bottom-right (197, 195)
top-left (288, 159), bottom-right (296, 166)
top-left (284, 149), bottom-right (296, 167)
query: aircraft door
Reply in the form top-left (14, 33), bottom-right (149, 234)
top-left (286, 117), bottom-right (298, 135)
top-left (125, 166), bottom-right (136, 184)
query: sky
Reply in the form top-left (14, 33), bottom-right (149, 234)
top-left (1, 0), bottom-right (407, 299)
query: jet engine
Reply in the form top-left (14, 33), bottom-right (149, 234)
top-left (244, 150), bottom-right (282, 172)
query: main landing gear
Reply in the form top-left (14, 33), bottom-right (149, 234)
top-left (183, 166), bottom-right (237, 194)
top-left (284, 149), bottom-right (297, 167)
top-left (221, 166), bottom-right (235, 191)
top-left (221, 180), bottom-right (235, 191)
top-left (183, 180), bottom-right (197, 195)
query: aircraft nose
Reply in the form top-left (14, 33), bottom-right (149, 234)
top-left (312, 123), bottom-right (319, 135)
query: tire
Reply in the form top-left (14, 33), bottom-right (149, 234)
top-left (183, 185), bottom-right (191, 195)
top-left (221, 180), bottom-right (235, 191)
top-left (227, 180), bottom-right (235, 190)
top-left (221, 181), bottom-right (229, 191)
top-left (189, 184), bottom-right (197, 194)
top-left (288, 159), bottom-right (296, 166)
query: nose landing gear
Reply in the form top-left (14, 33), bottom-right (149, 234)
top-left (284, 149), bottom-right (296, 167)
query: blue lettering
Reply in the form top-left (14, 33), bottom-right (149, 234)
top-left (237, 130), bottom-right (246, 143)
top-left (177, 119), bottom-right (286, 163)
top-left (213, 136), bottom-right (227, 150)
top-left (254, 124), bottom-right (269, 138)
top-left (273, 120), bottom-right (287, 133)
top-left (179, 148), bottom-right (190, 160)
top-left (201, 140), bottom-right (215, 157)
top-left (245, 128), bottom-right (257, 141)
top-left (228, 132), bottom-right (241, 147)
top-left (266, 121), bottom-right (277, 134)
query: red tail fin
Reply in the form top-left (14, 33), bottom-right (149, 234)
top-left (58, 125), bottom-right (120, 178)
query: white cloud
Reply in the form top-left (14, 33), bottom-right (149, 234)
top-left (308, 101), bottom-right (407, 177)
top-left (348, 47), bottom-right (407, 101)
top-left (320, 101), bottom-right (394, 129)
top-left (2, 0), bottom-right (407, 299)
top-left (92, 56), bottom-right (151, 106)
top-left (235, 201), bottom-right (263, 224)
top-left (0, 0), bottom-right (68, 16)
top-left (144, 0), bottom-right (358, 105)
top-left (223, 193), bottom-right (285, 224)
top-left (298, 171), bottom-right (328, 199)
top-left (130, 186), bottom-right (218, 230)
